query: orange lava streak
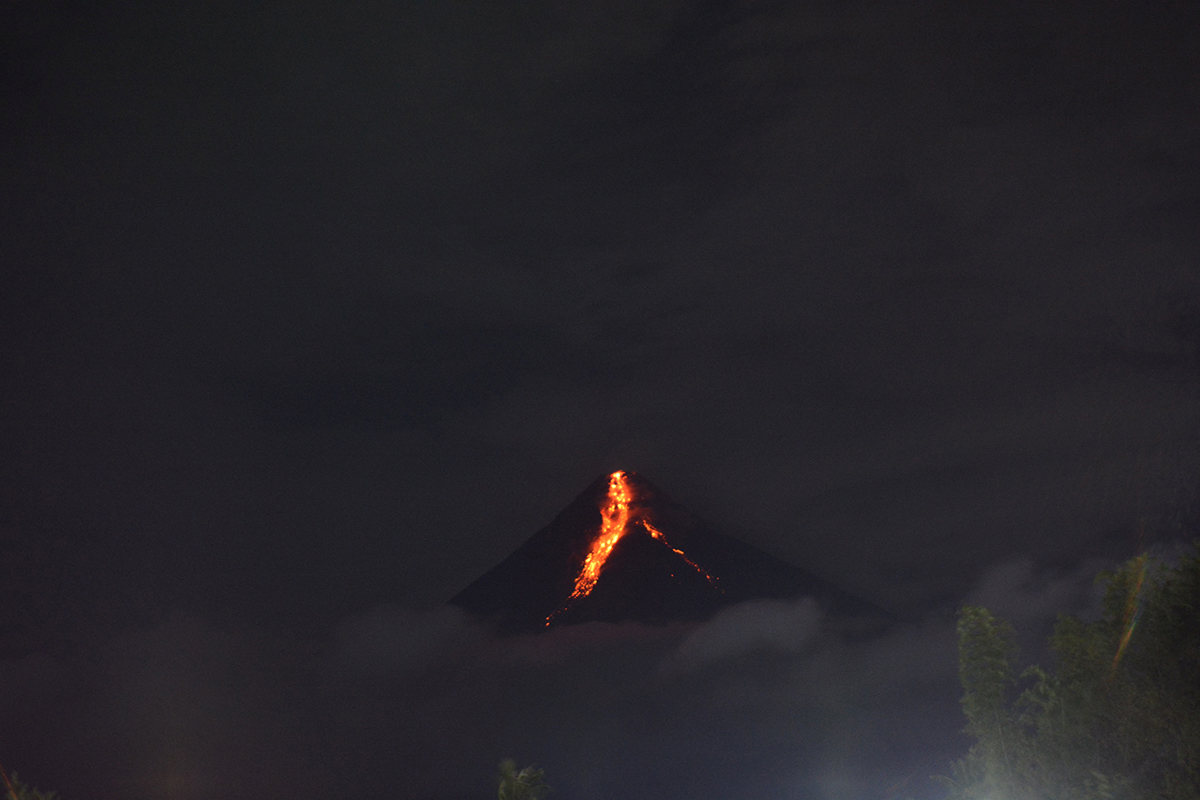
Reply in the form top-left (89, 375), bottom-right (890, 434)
top-left (571, 471), bottom-right (634, 600)
top-left (643, 521), bottom-right (720, 588)
top-left (545, 471), bottom-right (723, 625)
top-left (546, 471), bottom-right (634, 624)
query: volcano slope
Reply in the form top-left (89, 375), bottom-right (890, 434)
top-left (450, 471), bottom-right (883, 632)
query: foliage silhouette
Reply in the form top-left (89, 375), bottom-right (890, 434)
top-left (940, 542), bottom-right (1200, 799)
top-left (497, 759), bottom-right (551, 800)
top-left (1, 766), bottom-right (60, 800)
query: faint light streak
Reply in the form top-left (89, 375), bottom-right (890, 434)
top-left (1110, 554), bottom-right (1148, 676)
top-left (1, 763), bottom-right (16, 800)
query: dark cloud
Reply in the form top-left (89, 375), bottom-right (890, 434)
top-left (3, 0), bottom-right (1196, 628)
top-left (335, 604), bottom-right (480, 674)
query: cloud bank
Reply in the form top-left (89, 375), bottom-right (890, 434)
top-left (0, 552), bottom-right (1117, 800)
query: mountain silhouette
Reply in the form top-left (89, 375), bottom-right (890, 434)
top-left (450, 471), bottom-right (883, 632)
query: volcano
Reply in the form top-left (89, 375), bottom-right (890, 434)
top-left (450, 471), bottom-right (881, 632)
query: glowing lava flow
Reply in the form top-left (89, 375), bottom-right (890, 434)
top-left (545, 471), bottom-right (719, 625)
top-left (546, 471), bottom-right (634, 626)
top-left (643, 520), bottom-right (720, 587)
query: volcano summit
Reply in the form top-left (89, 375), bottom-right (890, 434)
top-left (451, 471), bottom-right (879, 632)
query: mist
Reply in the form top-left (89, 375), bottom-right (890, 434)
top-left (0, 554), bottom-right (1110, 800)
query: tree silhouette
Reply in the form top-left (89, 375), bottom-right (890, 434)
top-left (497, 759), bottom-right (551, 800)
top-left (941, 542), bottom-right (1200, 799)
top-left (1, 766), bottom-right (60, 800)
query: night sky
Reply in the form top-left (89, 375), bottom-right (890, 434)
top-left (2, 2), bottom-right (1199, 799)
